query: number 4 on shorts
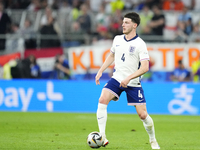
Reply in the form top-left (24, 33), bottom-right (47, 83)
top-left (138, 90), bottom-right (143, 98)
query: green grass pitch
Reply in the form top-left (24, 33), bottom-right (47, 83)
top-left (0, 112), bottom-right (199, 150)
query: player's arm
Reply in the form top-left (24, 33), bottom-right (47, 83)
top-left (120, 60), bottom-right (149, 88)
top-left (95, 52), bottom-right (115, 85)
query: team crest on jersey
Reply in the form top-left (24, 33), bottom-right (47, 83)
top-left (129, 46), bottom-right (135, 55)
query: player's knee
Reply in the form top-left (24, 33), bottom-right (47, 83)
top-left (138, 112), bottom-right (147, 120)
top-left (99, 96), bottom-right (109, 105)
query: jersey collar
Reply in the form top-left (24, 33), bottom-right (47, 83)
top-left (124, 34), bottom-right (138, 42)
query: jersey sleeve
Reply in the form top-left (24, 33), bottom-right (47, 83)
top-left (110, 36), bottom-right (116, 54)
top-left (139, 42), bottom-right (149, 61)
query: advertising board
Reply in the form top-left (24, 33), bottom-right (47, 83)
top-left (0, 80), bottom-right (199, 115)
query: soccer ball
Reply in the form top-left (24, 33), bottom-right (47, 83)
top-left (87, 132), bottom-right (104, 148)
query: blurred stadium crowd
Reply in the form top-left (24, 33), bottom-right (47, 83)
top-left (0, 0), bottom-right (200, 82)
top-left (0, 0), bottom-right (200, 51)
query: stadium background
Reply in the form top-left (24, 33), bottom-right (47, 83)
top-left (0, 0), bottom-right (200, 115)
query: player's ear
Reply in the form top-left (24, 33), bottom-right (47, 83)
top-left (133, 22), bottom-right (137, 28)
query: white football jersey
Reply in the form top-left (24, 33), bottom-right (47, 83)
top-left (110, 34), bottom-right (149, 87)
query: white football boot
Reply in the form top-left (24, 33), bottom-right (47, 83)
top-left (101, 135), bottom-right (109, 147)
top-left (150, 140), bottom-right (160, 149)
top-left (102, 138), bottom-right (109, 147)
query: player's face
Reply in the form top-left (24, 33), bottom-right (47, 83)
top-left (122, 18), bottom-right (136, 34)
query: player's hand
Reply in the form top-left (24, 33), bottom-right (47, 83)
top-left (120, 78), bottom-right (130, 88)
top-left (95, 72), bottom-right (102, 85)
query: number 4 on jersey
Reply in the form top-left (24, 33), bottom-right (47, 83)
top-left (121, 53), bottom-right (125, 62)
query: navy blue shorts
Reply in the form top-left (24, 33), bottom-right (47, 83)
top-left (104, 78), bottom-right (146, 105)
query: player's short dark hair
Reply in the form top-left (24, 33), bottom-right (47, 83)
top-left (124, 12), bottom-right (140, 27)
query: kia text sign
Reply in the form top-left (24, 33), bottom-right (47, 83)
top-left (67, 43), bottom-right (200, 74)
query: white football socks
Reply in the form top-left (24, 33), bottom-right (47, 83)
top-left (97, 103), bottom-right (107, 137)
top-left (142, 115), bottom-right (156, 142)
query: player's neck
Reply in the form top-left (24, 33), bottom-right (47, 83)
top-left (125, 32), bottom-right (137, 41)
